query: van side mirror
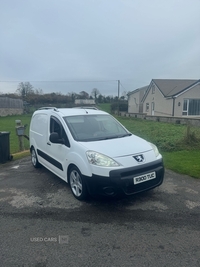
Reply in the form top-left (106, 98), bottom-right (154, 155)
top-left (49, 132), bottom-right (64, 144)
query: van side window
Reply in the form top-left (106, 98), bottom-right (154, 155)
top-left (50, 116), bottom-right (70, 147)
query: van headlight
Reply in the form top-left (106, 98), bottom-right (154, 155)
top-left (86, 151), bottom-right (120, 167)
top-left (149, 142), bottom-right (160, 157)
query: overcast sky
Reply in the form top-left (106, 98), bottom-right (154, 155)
top-left (0, 0), bottom-right (200, 96)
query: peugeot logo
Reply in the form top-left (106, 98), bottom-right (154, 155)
top-left (133, 155), bottom-right (144, 163)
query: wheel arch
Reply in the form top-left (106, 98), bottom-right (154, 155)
top-left (66, 152), bottom-right (92, 182)
top-left (67, 163), bottom-right (79, 183)
top-left (30, 144), bottom-right (34, 153)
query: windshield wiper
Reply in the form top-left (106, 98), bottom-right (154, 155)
top-left (97, 133), bottom-right (132, 141)
top-left (97, 135), bottom-right (118, 140)
top-left (118, 133), bottom-right (132, 138)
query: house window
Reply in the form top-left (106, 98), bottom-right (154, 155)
top-left (182, 99), bottom-right (200, 115)
top-left (152, 84), bottom-right (155, 94)
top-left (146, 103), bottom-right (149, 112)
top-left (182, 99), bottom-right (188, 115)
top-left (151, 102), bottom-right (155, 116)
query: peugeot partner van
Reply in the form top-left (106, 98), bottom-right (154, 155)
top-left (29, 107), bottom-right (164, 200)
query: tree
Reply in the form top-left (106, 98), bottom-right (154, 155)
top-left (68, 92), bottom-right (77, 103)
top-left (120, 91), bottom-right (128, 100)
top-left (97, 94), bottom-right (104, 103)
top-left (91, 88), bottom-right (100, 102)
top-left (16, 82), bottom-right (34, 99)
top-left (79, 91), bottom-right (89, 99)
top-left (35, 88), bottom-right (43, 95)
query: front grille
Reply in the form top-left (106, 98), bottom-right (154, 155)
top-left (120, 160), bottom-right (162, 178)
top-left (121, 166), bottom-right (164, 195)
top-left (110, 159), bottom-right (164, 195)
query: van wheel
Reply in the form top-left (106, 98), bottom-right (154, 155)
top-left (69, 166), bottom-right (88, 200)
top-left (31, 147), bottom-right (40, 168)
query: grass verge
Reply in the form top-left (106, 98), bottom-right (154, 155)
top-left (12, 150), bottom-right (30, 161)
top-left (0, 114), bottom-right (31, 153)
top-left (162, 150), bottom-right (200, 178)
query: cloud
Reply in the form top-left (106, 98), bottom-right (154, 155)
top-left (0, 0), bottom-right (200, 95)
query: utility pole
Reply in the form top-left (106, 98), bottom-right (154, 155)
top-left (118, 80), bottom-right (120, 115)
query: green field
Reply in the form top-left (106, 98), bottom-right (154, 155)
top-left (115, 116), bottom-right (200, 178)
top-left (1, 108), bottom-right (200, 178)
top-left (0, 114), bottom-right (31, 154)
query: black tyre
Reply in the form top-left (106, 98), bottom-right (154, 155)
top-left (69, 166), bottom-right (88, 200)
top-left (31, 147), bottom-right (41, 168)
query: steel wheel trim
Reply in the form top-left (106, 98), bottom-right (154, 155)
top-left (70, 170), bottom-right (83, 197)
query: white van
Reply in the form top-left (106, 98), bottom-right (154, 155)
top-left (30, 107), bottom-right (164, 200)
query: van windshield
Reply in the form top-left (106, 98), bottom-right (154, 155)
top-left (63, 114), bottom-right (131, 142)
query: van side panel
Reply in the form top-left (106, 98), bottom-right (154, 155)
top-left (30, 113), bottom-right (48, 154)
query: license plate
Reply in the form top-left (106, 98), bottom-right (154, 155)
top-left (133, 172), bottom-right (156, 185)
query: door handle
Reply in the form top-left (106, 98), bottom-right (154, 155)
top-left (47, 142), bottom-right (51, 146)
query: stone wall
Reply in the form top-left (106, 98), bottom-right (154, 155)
top-left (0, 108), bottom-right (23, 117)
top-left (115, 111), bottom-right (200, 127)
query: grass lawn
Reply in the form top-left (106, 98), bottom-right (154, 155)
top-left (162, 150), bottom-right (200, 178)
top-left (115, 116), bottom-right (200, 178)
top-left (0, 114), bottom-right (31, 154)
top-left (0, 108), bottom-right (200, 178)
top-left (98, 104), bottom-right (200, 179)
top-left (116, 116), bottom-right (200, 152)
top-left (97, 103), bottom-right (111, 113)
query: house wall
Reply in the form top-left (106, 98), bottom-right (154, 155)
top-left (128, 92), bottom-right (140, 113)
top-left (75, 99), bottom-right (95, 105)
top-left (128, 87), bottom-right (147, 113)
top-left (129, 81), bottom-right (200, 117)
top-left (143, 84), bottom-right (173, 116)
top-left (174, 83), bottom-right (200, 117)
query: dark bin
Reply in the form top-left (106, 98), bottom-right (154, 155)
top-left (0, 132), bottom-right (11, 163)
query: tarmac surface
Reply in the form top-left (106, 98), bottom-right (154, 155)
top-left (0, 156), bottom-right (200, 267)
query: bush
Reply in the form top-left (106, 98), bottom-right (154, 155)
top-left (111, 101), bottom-right (128, 112)
top-left (184, 125), bottom-right (200, 144)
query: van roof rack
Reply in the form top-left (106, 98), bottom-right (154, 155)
top-left (38, 107), bottom-right (58, 111)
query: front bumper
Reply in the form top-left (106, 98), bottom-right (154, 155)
top-left (84, 159), bottom-right (164, 196)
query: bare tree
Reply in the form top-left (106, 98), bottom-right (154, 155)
top-left (91, 88), bottom-right (100, 102)
top-left (16, 82), bottom-right (34, 99)
top-left (79, 91), bottom-right (89, 99)
top-left (68, 92), bottom-right (77, 102)
top-left (35, 88), bottom-right (43, 95)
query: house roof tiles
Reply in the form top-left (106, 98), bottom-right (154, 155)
top-left (127, 85), bottom-right (148, 96)
top-left (152, 79), bottom-right (199, 97)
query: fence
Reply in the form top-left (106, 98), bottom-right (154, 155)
top-left (0, 97), bottom-right (23, 116)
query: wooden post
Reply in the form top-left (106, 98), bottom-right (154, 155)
top-left (18, 136), bottom-right (24, 151)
